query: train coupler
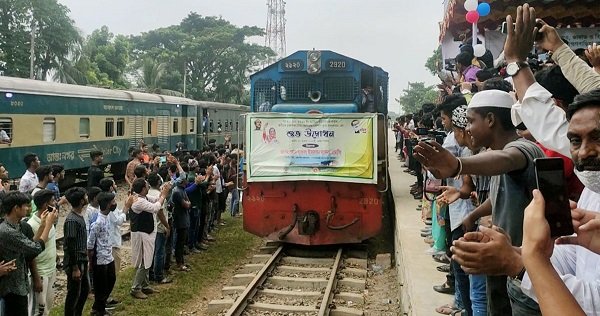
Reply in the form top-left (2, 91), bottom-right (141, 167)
top-left (298, 211), bottom-right (320, 235)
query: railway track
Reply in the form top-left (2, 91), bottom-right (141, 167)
top-left (209, 243), bottom-right (368, 316)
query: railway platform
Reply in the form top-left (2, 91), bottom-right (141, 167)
top-left (389, 133), bottom-right (450, 316)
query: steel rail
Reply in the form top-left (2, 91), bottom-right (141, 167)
top-left (318, 248), bottom-right (343, 316)
top-left (225, 245), bottom-right (285, 316)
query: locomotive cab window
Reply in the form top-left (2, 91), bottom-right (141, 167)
top-left (79, 118), bottom-right (90, 138)
top-left (105, 118), bottom-right (114, 137)
top-left (0, 118), bottom-right (13, 144)
top-left (173, 118), bottom-right (179, 133)
top-left (116, 118), bottom-right (125, 136)
top-left (43, 118), bottom-right (56, 143)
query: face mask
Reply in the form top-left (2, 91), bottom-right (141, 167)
top-left (574, 169), bottom-right (600, 194)
top-left (109, 204), bottom-right (117, 212)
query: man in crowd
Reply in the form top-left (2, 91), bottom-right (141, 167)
top-left (30, 166), bottom-right (54, 215)
top-left (171, 175), bottom-right (191, 271)
top-left (147, 173), bottom-right (171, 284)
top-left (27, 190), bottom-right (58, 316)
top-left (18, 154), bottom-right (40, 193)
top-left (88, 150), bottom-right (104, 189)
top-left (413, 89), bottom-right (545, 315)
top-left (129, 178), bottom-right (170, 299)
top-left (63, 187), bottom-right (90, 316)
top-left (451, 5), bottom-right (600, 315)
top-left (126, 150), bottom-right (143, 188)
top-left (87, 192), bottom-right (118, 316)
top-left (0, 191), bottom-right (57, 315)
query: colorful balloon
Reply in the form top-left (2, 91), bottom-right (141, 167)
top-left (473, 44), bottom-right (486, 57)
top-left (477, 3), bottom-right (491, 17)
top-left (466, 11), bottom-right (480, 24)
top-left (464, 0), bottom-right (478, 12)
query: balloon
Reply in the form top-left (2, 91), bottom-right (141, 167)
top-left (466, 11), bottom-right (480, 24)
top-left (477, 3), bottom-right (491, 17)
top-left (464, 0), bottom-right (478, 12)
top-left (473, 44), bottom-right (486, 57)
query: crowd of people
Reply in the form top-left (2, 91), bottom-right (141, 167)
top-left (394, 5), bottom-right (600, 316)
top-left (0, 137), bottom-right (244, 316)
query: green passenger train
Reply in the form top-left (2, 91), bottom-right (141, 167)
top-left (0, 76), bottom-right (248, 186)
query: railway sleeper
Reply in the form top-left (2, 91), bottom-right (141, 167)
top-left (340, 267), bottom-right (368, 278)
top-left (335, 292), bottom-right (365, 304)
top-left (251, 254), bottom-right (273, 263)
top-left (207, 298), bottom-right (234, 315)
top-left (277, 265), bottom-right (331, 273)
top-left (329, 306), bottom-right (365, 316)
top-left (222, 286), bottom-right (246, 295)
top-left (338, 278), bottom-right (366, 291)
top-left (231, 273), bottom-right (256, 286)
top-left (238, 263), bottom-right (264, 274)
top-left (258, 288), bottom-right (322, 299)
top-left (280, 256), bottom-right (334, 266)
top-left (246, 302), bottom-right (316, 313)
top-left (267, 276), bottom-right (328, 290)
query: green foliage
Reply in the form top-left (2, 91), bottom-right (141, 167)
top-left (0, 0), bottom-right (80, 79)
top-left (425, 46), bottom-right (442, 76)
top-left (81, 26), bottom-right (130, 88)
top-left (397, 82), bottom-right (438, 114)
top-left (131, 13), bottom-right (274, 103)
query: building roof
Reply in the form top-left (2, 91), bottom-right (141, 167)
top-left (440, 0), bottom-right (600, 41)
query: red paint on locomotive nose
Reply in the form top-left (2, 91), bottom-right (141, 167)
top-left (242, 181), bottom-right (383, 245)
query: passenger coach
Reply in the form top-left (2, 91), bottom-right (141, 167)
top-left (0, 76), bottom-right (247, 186)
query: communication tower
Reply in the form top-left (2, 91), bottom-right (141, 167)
top-left (265, 0), bottom-right (286, 61)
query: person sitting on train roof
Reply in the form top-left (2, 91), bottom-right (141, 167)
top-left (126, 150), bottom-right (143, 188)
top-left (88, 150), bottom-right (104, 189)
top-left (18, 153), bottom-right (40, 194)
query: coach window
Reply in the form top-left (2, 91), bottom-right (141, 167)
top-left (116, 118), bottom-right (125, 136)
top-left (43, 118), bottom-right (56, 143)
top-left (79, 118), bottom-right (90, 138)
top-left (189, 118), bottom-right (195, 133)
top-left (224, 120), bottom-right (229, 132)
top-left (209, 119), bottom-right (213, 133)
top-left (147, 118), bottom-right (154, 135)
top-left (105, 118), bottom-right (114, 137)
top-left (0, 118), bottom-right (13, 144)
top-left (235, 121), bottom-right (239, 132)
top-left (173, 118), bottom-right (179, 133)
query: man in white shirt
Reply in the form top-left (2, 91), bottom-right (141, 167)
top-left (18, 154), bottom-right (40, 193)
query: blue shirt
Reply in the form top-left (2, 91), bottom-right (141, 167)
top-left (87, 213), bottom-right (114, 265)
top-left (46, 182), bottom-right (60, 201)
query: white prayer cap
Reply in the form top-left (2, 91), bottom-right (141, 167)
top-left (468, 90), bottom-right (515, 109)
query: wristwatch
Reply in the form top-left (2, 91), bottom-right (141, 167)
top-left (506, 61), bottom-right (529, 76)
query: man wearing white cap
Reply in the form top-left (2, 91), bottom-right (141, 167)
top-left (413, 89), bottom-right (545, 315)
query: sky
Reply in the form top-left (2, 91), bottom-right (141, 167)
top-left (57, 0), bottom-right (443, 113)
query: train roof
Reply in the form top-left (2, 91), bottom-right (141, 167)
top-left (251, 50), bottom-right (388, 78)
top-left (0, 76), bottom-right (246, 109)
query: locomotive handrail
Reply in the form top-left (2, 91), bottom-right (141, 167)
top-left (377, 113), bottom-right (389, 193)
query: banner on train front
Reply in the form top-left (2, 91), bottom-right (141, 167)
top-left (245, 113), bottom-right (377, 184)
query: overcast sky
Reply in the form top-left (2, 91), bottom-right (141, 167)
top-left (57, 0), bottom-right (443, 113)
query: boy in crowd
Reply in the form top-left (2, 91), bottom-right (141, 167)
top-left (87, 192), bottom-right (118, 316)
top-left (27, 190), bottom-right (59, 316)
top-left (0, 191), bottom-right (57, 315)
top-left (63, 187), bottom-right (90, 316)
top-left (18, 154), bottom-right (40, 193)
top-left (87, 150), bottom-right (104, 189)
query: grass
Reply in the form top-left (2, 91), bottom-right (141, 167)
top-left (50, 213), bottom-right (262, 316)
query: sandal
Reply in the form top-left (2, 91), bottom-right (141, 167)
top-left (435, 304), bottom-right (461, 315)
top-left (178, 265), bottom-right (191, 272)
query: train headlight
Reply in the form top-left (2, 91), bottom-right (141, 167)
top-left (5, 93), bottom-right (13, 99)
top-left (307, 50), bottom-right (321, 74)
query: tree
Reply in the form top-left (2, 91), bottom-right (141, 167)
top-left (82, 26), bottom-right (130, 88)
top-left (131, 13), bottom-right (273, 103)
top-left (425, 46), bottom-right (442, 76)
top-left (0, 0), bottom-right (81, 79)
top-left (396, 82), bottom-right (438, 114)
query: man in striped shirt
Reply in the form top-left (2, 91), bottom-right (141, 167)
top-left (63, 187), bottom-right (89, 316)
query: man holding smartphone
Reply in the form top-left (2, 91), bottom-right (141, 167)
top-left (27, 190), bottom-right (58, 316)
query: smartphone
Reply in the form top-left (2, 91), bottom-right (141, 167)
top-left (534, 158), bottom-right (574, 237)
top-left (416, 127), bottom-right (429, 136)
top-left (501, 22), bottom-right (513, 34)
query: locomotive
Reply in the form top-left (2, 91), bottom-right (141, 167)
top-left (0, 76), bottom-right (247, 186)
top-left (243, 50), bottom-right (391, 245)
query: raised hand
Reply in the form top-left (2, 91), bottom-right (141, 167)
top-left (412, 141), bottom-right (459, 179)
top-left (503, 3), bottom-right (537, 62)
top-left (556, 208), bottom-right (600, 255)
top-left (536, 19), bottom-right (565, 52)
